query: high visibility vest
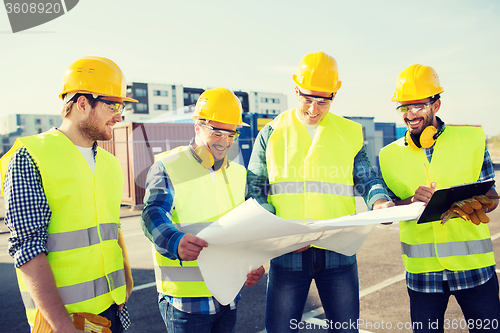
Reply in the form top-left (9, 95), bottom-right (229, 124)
top-left (266, 110), bottom-right (363, 222)
top-left (379, 126), bottom-right (494, 273)
top-left (0, 129), bottom-right (126, 326)
top-left (153, 146), bottom-right (246, 297)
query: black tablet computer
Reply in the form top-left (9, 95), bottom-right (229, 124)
top-left (417, 179), bottom-right (495, 224)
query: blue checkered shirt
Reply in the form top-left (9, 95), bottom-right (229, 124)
top-left (3, 145), bottom-right (131, 328)
top-left (386, 120), bottom-right (497, 293)
top-left (246, 122), bottom-right (392, 270)
top-left (141, 159), bottom-right (239, 314)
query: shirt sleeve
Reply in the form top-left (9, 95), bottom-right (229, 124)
top-left (4, 148), bottom-right (52, 268)
top-left (352, 146), bottom-right (392, 209)
top-left (479, 147), bottom-right (496, 190)
top-left (140, 160), bottom-right (185, 260)
top-left (246, 125), bottom-right (276, 214)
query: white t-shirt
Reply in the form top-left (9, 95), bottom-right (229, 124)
top-left (76, 145), bottom-right (95, 174)
top-left (303, 123), bottom-right (319, 140)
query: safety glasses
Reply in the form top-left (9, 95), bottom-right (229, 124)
top-left (198, 122), bottom-right (240, 141)
top-left (396, 102), bottom-right (433, 116)
top-left (298, 90), bottom-right (333, 108)
top-left (95, 98), bottom-right (125, 116)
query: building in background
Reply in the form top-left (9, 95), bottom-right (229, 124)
top-left (345, 117), bottom-right (398, 169)
top-left (1, 114), bottom-right (62, 155)
top-left (396, 125), bottom-right (407, 141)
top-left (345, 116), bottom-right (379, 166)
top-left (124, 82), bottom-right (185, 123)
top-left (248, 91), bottom-right (288, 116)
top-left (124, 82), bottom-right (288, 123)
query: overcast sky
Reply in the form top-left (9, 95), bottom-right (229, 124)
top-left (1, 0), bottom-right (499, 136)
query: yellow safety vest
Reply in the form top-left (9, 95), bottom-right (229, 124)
top-left (153, 146), bottom-right (246, 297)
top-left (379, 126), bottom-right (494, 273)
top-left (0, 129), bottom-right (126, 325)
top-left (266, 109), bottom-right (363, 222)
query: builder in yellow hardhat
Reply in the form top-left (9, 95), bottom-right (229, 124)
top-left (246, 51), bottom-right (394, 332)
top-left (379, 64), bottom-right (500, 331)
top-left (140, 87), bottom-right (264, 332)
top-left (0, 56), bottom-right (137, 333)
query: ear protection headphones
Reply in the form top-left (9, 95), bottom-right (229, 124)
top-left (188, 139), bottom-right (227, 169)
top-left (404, 118), bottom-right (445, 149)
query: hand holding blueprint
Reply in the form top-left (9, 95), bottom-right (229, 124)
top-left (197, 198), bottom-right (425, 305)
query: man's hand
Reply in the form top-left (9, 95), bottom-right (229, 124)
top-left (372, 199), bottom-right (395, 210)
top-left (372, 199), bottom-right (396, 225)
top-left (177, 233), bottom-right (208, 261)
top-left (411, 182), bottom-right (436, 204)
top-left (245, 266), bottom-right (265, 287)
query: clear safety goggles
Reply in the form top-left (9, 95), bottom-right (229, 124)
top-left (396, 101), bottom-right (433, 116)
top-left (198, 122), bottom-right (240, 141)
top-left (95, 98), bottom-right (126, 116)
top-left (298, 90), bottom-right (333, 108)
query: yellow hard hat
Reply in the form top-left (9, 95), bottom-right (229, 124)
top-left (192, 88), bottom-right (249, 126)
top-left (59, 56), bottom-right (138, 102)
top-left (292, 51), bottom-right (342, 93)
top-left (392, 64), bottom-right (444, 102)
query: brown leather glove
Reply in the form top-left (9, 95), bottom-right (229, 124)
top-left (441, 195), bottom-right (493, 225)
top-left (71, 313), bottom-right (112, 333)
top-left (31, 310), bottom-right (111, 333)
top-left (475, 195), bottom-right (495, 208)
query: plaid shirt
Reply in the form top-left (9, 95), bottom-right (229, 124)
top-left (246, 121), bottom-right (392, 270)
top-left (3, 145), bottom-right (131, 329)
top-left (386, 119), bottom-right (497, 293)
top-left (141, 157), bottom-right (239, 314)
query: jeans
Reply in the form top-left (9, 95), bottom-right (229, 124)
top-left (408, 273), bottom-right (500, 333)
top-left (158, 296), bottom-right (237, 333)
top-left (266, 248), bottom-right (360, 332)
top-left (98, 303), bottom-right (124, 333)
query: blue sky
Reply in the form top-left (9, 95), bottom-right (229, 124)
top-left (1, 0), bottom-right (499, 136)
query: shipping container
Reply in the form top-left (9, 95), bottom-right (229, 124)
top-left (238, 113), bottom-right (275, 167)
top-left (374, 122), bottom-right (397, 147)
top-left (98, 122), bottom-right (194, 209)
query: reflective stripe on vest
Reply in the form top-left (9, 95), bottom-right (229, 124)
top-left (266, 110), bottom-right (362, 222)
top-left (154, 146), bottom-right (246, 297)
top-left (20, 268), bottom-right (125, 309)
top-left (270, 181), bottom-right (354, 196)
top-left (402, 239), bottom-right (493, 258)
top-left (47, 223), bottom-right (118, 252)
top-left (1, 129), bottom-right (126, 325)
top-left (155, 266), bottom-right (204, 282)
top-left (379, 126), bottom-right (494, 273)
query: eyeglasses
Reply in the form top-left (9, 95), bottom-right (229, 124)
top-left (198, 122), bottom-right (240, 141)
top-left (396, 102), bottom-right (433, 116)
top-left (95, 98), bottom-right (125, 116)
top-left (298, 90), bottom-right (333, 108)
